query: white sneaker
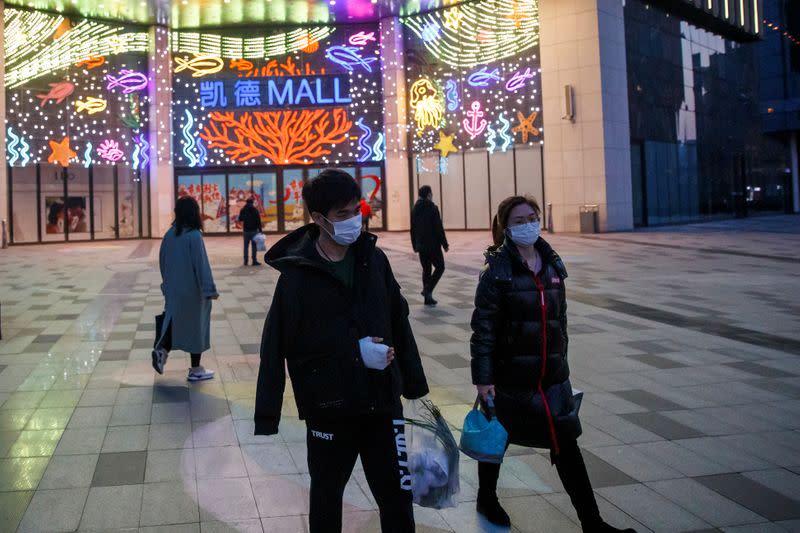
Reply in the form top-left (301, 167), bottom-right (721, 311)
top-left (187, 366), bottom-right (215, 382)
top-left (151, 347), bottom-right (168, 374)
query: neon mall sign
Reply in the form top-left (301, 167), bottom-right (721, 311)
top-left (199, 75), bottom-right (352, 109)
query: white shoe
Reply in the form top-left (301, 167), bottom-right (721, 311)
top-left (151, 347), bottom-right (168, 374)
top-left (187, 366), bottom-right (215, 382)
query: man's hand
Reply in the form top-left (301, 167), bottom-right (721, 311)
top-left (359, 337), bottom-right (393, 370)
top-left (444, 245), bottom-right (449, 253)
top-left (477, 384), bottom-right (495, 400)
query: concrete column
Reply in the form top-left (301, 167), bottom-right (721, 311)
top-left (791, 131), bottom-right (799, 213)
top-left (539, 0), bottom-right (634, 232)
top-left (148, 25), bottom-right (174, 237)
top-left (380, 17), bottom-right (412, 231)
top-left (0, 3), bottom-right (7, 246)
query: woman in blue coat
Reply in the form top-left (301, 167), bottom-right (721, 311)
top-left (153, 196), bottom-right (218, 381)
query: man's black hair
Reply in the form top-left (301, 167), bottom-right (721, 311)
top-left (303, 169), bottom-right (361, 216)
top-left (245, 197), bottom-right (254, 204)
top-left (419, 185), bottom-right (432, 199)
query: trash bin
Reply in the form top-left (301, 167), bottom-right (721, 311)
top-left (579, 205), bottom-right (599, 234)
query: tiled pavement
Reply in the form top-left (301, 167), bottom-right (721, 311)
top-left (0, 215), bottom-right (799, 532)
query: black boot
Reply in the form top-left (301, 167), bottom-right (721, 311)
top-left (423, 291), bottom-right (437, 306)
top-left (477, 461), bottom-right (510, 527)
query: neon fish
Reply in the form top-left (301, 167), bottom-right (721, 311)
top-left (36, 82), bottom-right (75, 107)
top-left (348, 31), bottom-right (377, 47)
top-left (505, 68), bottom-right (535, 92)
top-left (75, 55), bottom-right (105, 69)
top-left (230, 58), bottom-right (253, 71)
top-left (74, 97), bottom-right (107, 115)
top-left (325, 46), bottom-right (378, 73)
top-left (106, 69), bottom-right (148, 93)
top-left (468, 67), bottom-right (502, 88)
top-left (174, 54), bottom-right (224, 78)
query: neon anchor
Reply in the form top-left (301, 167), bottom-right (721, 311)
top-left (463, 101), bottom-right (488, 139)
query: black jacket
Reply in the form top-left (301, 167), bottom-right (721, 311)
top-left (470, 237), bottom-right (581, 449)
top-left (254, 225), bottom-right (429, 435)
top-left (410, 199), bottom-right (448, 254)
top-left (238, 204), bottom-right (262, 232)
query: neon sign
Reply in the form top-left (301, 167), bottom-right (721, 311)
top-left (421, 22), bottom-right (442, 43)
top-left (498, 113), bottom-right (513, 152)
top-left (486, 124), bottom-right (497, 155)
top-left (75, 55), bottom-right (105, 69)
top-left (325, 46), bottom-right (378, 73)
top-left (106, 70), bottom-right (147, 93)
top-left (348, 32), bottom-right (377, 47)
top-left (444, 80), bottom-right (460, 112)
top-left (97, 139), bottom-right (124, 161)
top-left (174, 54), bottom-right (224, 77)
top-left (230, 59), bottom-right (253, 71)
top-left (182, 109), bottom-right (199, 167)
top-left (199, 108), bottom-right (353, 165)
top-left (505, 68), bottom-right (535, 92)
top-left (372, 133), bottom-right (385, 161)
top-left (439, 156), bottom-right (448, 175)
top-left (197, 76), bottom-right (352, 109)
top-left (512, 111), bottom-right (540, 143)
top-left (443, 7), bottom-right (465, 30)
top-left (410, 78), bottom-right (444, 135)
top-left (463, 101), bottom-right (488, 139)
top-left (83, 142), bottom-right (93, 168)
top-left (467, 67), bottom-right (502, 88)
top-left (356, 118), bottom-right (374, 163)
top-left (74, 97), bottom-right (107, 115)
top-left (36, 82), bottom-right (75, 107)
top-left (433, 131), bottom-right (458, 158)
top-left (47, 137), bottom-right (77, 167)
top-left (132, 134), bottom-right (150, 171)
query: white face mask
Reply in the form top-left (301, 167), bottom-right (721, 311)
top-left (321, 213), bottom-right (362, 246)
top-left (507, 221), bottom-right (540, 247)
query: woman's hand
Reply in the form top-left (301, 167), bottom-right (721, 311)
top-left (477, 384), bottom-right (495, 400)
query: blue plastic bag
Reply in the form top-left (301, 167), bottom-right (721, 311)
top-left (460, 395), bottom-right (508, 464)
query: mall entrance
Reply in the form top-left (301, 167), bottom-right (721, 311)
top-left (7, 163), bottom-right (149, 244)
top-left (175, 163), bottom-right (386, 234)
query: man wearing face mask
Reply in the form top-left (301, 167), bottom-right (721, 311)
top-left (411, 185), bottom-right (449, 306)
top-left (254, 169), bottom-right (429, 533)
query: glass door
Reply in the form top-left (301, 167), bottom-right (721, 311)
top-left (254, 172), bottom-right (278, 232)
top-left (41, 164), bottom-right (66, 243)
top-left (282, 168), bottom-right (306, 231)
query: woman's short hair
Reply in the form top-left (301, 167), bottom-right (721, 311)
top-left (174, 196), bottom-right (203, 236)
top-left (302, 169), bottom-right (360, 217)
top-left (491, 196), bottom-right (541, 247)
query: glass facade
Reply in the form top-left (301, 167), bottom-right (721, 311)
top-left (626, 0), bottom-right (786, 226)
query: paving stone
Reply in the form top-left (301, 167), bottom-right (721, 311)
top-left (91, 451), bottom-right (147, 486)
top-left (695, 473), bottom-right (800, 521)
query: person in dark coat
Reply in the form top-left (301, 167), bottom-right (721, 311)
top-left (254, 169), bottom-right (429, 533)
top-left (470, 196), bottom-right (635, 533)
top-left (238, 197), bottom-right (262, 266)
top-left (410, 185), bottom-right (448, 306)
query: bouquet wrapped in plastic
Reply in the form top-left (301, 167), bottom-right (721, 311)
top-left (405, 399), bottom-right (460, 509)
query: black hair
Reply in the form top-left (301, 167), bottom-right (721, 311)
top-left (419, 185), bottom-right (432, 199)
top-left (174, 196), bottom-right (203, 236)
top-left (245, 197), bottom-right (254, 204)
top-left (302, 168), bottom-right (360, 217)
top-left (47, 201), bottom-right (63, 225)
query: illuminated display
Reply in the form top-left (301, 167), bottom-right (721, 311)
top-left (172, 24), bottom-right (383, 167)
top-left (4, 8), bottom-right (150, 170)
top-left (403, 0), bottom-right (542, 154)
top-left (402, 0), bottom-right (539, 68)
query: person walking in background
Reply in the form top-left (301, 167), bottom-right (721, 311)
top-left (359, 197), bottom-right (373, 231)
top-left (470, 195), bottom-right (635, 533)
top-left (238, 197), bottom-right (263, 266)
top-left (254, 169), bottom-right (429, 533)
top-left (153, 196), bottom-right (218, 382)
top-left (410, 185), bottom-right (448, 306)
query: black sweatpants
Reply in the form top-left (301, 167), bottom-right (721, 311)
top-left (306, 413), bottom-right (414, 533)
top-left (478, 438), bottom-right (601, 528)
top-left (418, 248), bottom-right (445, 295)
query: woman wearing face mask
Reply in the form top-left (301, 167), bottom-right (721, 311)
top-left (470, 196), bottom-right (635, 533)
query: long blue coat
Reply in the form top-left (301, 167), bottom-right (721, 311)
top-left (158, 226), bottom-right (218, 354)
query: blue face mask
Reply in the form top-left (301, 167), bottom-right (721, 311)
top-left (321, 213), bottom-right (362, 246)
top-left (507, 221), bottom-right (540, 247)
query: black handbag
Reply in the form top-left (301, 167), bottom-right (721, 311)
top-left (154, 313), bottom-right (172, 351)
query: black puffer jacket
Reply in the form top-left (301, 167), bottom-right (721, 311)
top-left (410, 198), bottom-right (448, 254)
top-left (254, 225), bottom-right (429, 435)
top-left (471, 237), bottom-right (581, 451)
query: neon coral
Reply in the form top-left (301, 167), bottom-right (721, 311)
top-left (200, 108), bottom-right (353, 165)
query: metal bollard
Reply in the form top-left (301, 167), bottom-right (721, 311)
top-left (546, 203), bottom-right (554, 233)
top-left (1, 220), bottom-right (7, 249)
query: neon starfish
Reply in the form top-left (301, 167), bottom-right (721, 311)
top-left (512, 111), bottom-right (540, 143)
